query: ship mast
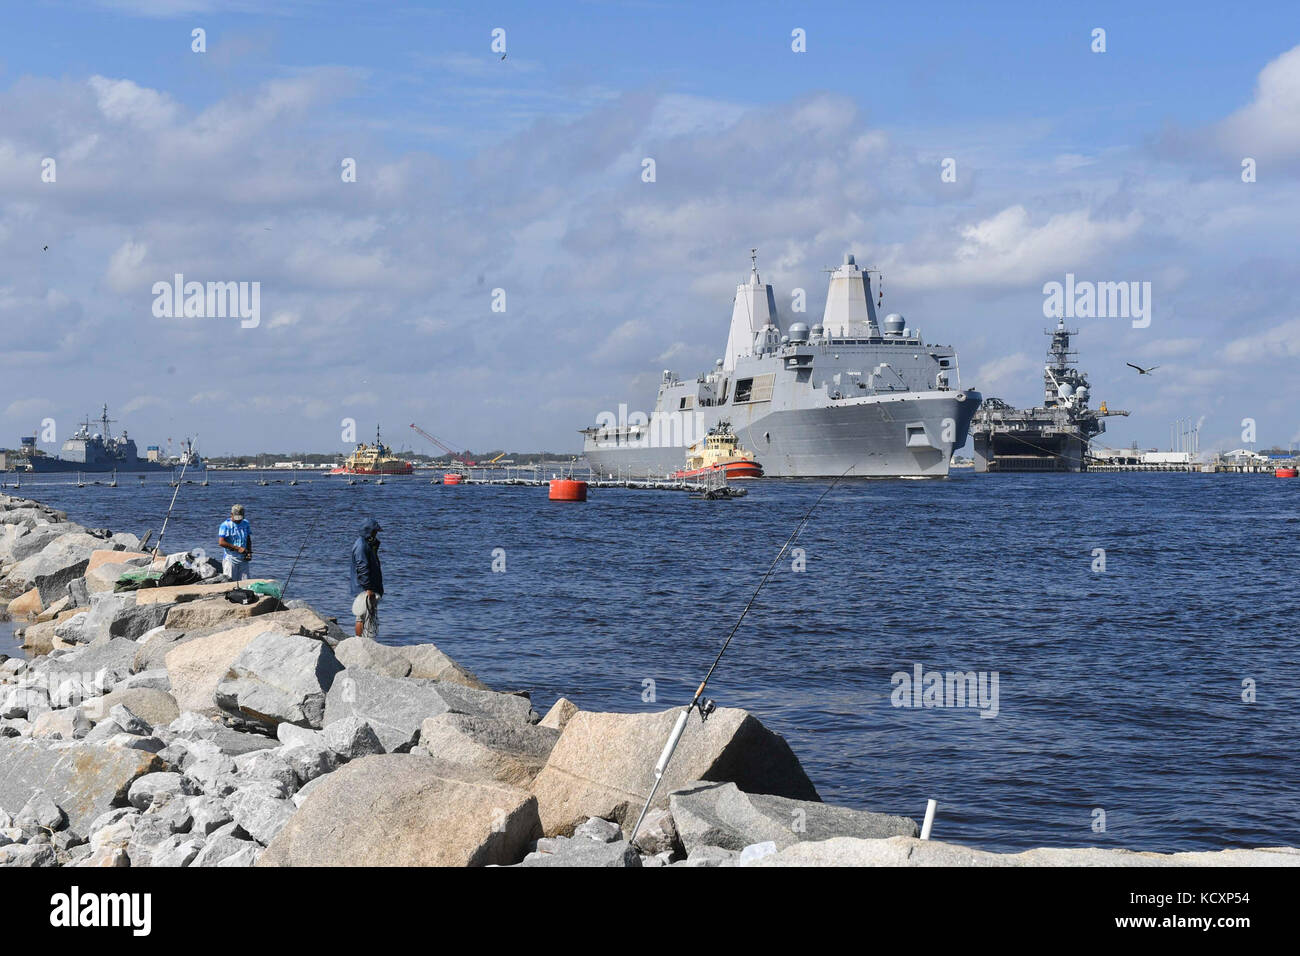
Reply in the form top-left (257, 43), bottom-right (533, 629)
top-left (99, 403), bottom-right (116, 439)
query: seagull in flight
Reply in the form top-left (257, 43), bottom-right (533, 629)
top-left (1127, 363), bottom-right (1159, 375)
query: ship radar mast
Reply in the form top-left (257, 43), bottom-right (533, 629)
top-left (1043, 320), bottom-right (1088, 407)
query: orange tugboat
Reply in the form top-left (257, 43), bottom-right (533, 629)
top-left (672, 421), bottom-right (763, 480)
top-left (330, 427), bottom-right (414, 476)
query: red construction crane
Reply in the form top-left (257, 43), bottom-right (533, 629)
top-left (409, 423), bottom-right (475, 466)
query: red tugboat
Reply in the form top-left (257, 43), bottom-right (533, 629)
top-left (330, 427), bottom-right (414, 476)
top-left (672, 421), bottom-right (763, 480)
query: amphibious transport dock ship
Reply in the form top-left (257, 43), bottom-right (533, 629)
top-left (581, 253), bottom-right (981, 478)
top-left (970, 321), bottom-right (1128, 472)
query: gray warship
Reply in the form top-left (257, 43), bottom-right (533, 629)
top-left (970, 321), bottom-right (1128, 472)
top-left (9, 405), bottom-right (201, 474)
top-left (581, 253), bottom-right (981, 478)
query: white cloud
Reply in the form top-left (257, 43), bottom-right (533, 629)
top-left (87, 76), bottom-right (179, 129)
top-left (104, 241), bottom-right (151, 295)
top-left (4, 398), bottom-right (54, 420)
top-left (121, 395), bottom-right (163, 414)
top-left (972, 352), bottom-right (1039, 397)
top-left (891, 206), bottom-right (1144, 289)
top-left (1217, 45), bottom-right (1300, 161)
top-left (1222, 317), bottom-right (1300, 363)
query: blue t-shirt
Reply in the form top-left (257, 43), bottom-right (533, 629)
top-left (219, 518), bottom-right (251, 560)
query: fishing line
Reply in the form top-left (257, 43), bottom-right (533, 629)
top-left (150, 445), bottom-right (195, 560)
top-left (628, 461), bottom-right (858, 845)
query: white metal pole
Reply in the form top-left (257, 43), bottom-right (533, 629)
top-left (920, 799), bottom-right (937, 840)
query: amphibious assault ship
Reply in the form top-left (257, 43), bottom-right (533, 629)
top-left (9, 406), bottom-right (200, 473)
top-left (580, 253), bottom-right (981, 478)
top-left (970, 321), bottom-right (1128, 472)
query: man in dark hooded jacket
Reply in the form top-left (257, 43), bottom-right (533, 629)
top-left (350, 518), bottom-right (383, 639)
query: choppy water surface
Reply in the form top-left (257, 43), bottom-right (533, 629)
top-left (12, 470), bottom-right (1299, 852)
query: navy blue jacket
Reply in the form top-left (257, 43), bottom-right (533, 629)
top-left (350, 518), bottom-right (383, 596)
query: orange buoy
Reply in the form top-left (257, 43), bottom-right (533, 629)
top-left (548, 479), bottom-right (588, 501)
top-left (443, 473), bottom-right (463, 485)
top-left (1276, 467), bottom-right (1298, 478)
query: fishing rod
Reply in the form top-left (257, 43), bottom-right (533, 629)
top-left (277, 505), bottom-right (326, 607)
top-left (150, 444), bottom-right (195, 561)
top-left (628, 463), bottom-right (857, 846)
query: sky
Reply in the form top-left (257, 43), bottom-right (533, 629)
top-left (2, 0), bottom-right (1299, 457)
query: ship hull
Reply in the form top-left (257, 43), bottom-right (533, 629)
top-left (585, 391), bottom-right (981, 479)
top-left (672, 460), bottom-right (764, 480)
top-left (21, 458), bottom-right (193, 474)
top-left (329, 465), bottom-right (414, 476)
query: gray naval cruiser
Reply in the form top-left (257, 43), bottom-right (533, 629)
top-left (10, 405), bottom-right (202, 474)
top-left (581, 253), bottom-right (982, 478)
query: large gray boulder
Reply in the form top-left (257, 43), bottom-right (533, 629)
top-left (322, 669), bottom-right (533, 753)
top-left (519, 837), bottom-right (642, 867)
top-left (51, 638), bottom-right (139, 690)
top-left (19, 533), bottom-right (122, 603)
top-left (56, 592), bottom-right (134, 645)
top-left (397, 642), bottom-right (489, 689)
top-left (320, 716), bottom-right (384, 761)
top-left (165, 622), bottom-right (298, 718)
top-left (258, 755), bottom-right (542, 867)
top-left (108, 601), bottom-right (173, 640)
top-left (668, 781), bottom-right (917, 854)
top-left (334, 636), bottom-right (411, 677)
top-left (148, 835), bottom-right (205, 867)
top-left (191, 834), bottom-right (259, 867)
top-left (163, 595), bottom-right (278, 631)
top-left (82, 688), bottom-right (180, 729)
top-left (225, 785), bottom-right (295, 844)
top-left (0, 524), bottom-right (31, 564)
top-left (418, 713), bottom-right (559, 787)
top-left (6, 525), bottom-right (66, 564)
top-left (0, 738), bottom-right (165, 834)
top-left (215, 630), bottom-right (343, 729)
top-left (529, 707), bottom-right (818, 837)
top-left (166, 712), bottom-right (277, 757)
top-left (133, 628), bottom-right (200, 673)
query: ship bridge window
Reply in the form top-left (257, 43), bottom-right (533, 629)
top-left (678, 395), bottom-right (695, 410)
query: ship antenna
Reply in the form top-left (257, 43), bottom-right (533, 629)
top-left (750, 247), bottom-right (759, 283)
top-left (628, 461), bottom-right (858, 847)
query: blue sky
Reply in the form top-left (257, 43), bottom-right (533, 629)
top-left (3, 0), bottom-right (1299, 455)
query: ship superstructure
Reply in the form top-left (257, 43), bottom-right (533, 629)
top-left (581, 252), bottom-right (981, 478)
top-left (331, 427), bottom-right (414, 475)
top-left (970, 321), bottom-right (1128, 472)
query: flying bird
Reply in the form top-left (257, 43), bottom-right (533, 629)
top-left (42, 245), bottom-right (48, 251)
top-left (1127, 363), bottom-right (1159, 375)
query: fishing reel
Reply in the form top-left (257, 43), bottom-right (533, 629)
top-left (693, 697), bottom-right (717, 722)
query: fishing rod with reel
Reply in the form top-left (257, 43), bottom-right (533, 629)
top-left (627, 464), bottom-right (856, 847)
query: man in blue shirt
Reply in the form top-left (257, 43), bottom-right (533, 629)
top-left (218, 504), bottom-right (253, 582)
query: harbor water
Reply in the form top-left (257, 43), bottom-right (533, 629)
top-left (7, 470), bottom-right (1297, 853)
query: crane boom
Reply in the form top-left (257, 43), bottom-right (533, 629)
top-left (409, 423), bottom-right (476, 466)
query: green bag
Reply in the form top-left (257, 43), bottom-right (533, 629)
top-left (246, 580), bottom-right (283, 599)
top-left (113, 569), bottom-right (163, 592)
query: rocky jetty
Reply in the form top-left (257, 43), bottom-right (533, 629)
top-left (1, 491), bottom-right (1296, 868)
